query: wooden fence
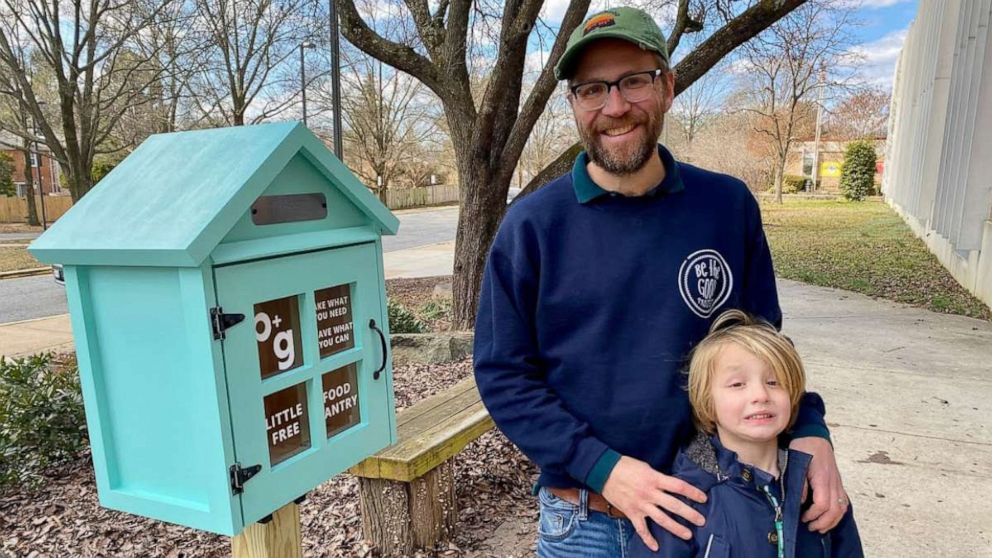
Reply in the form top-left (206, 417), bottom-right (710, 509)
top-left (384, 184), bottom-right (459, 210)
top-left (1, 185), bottom-right (458, 224)
top-left (0, 195), bottom-right (73, 224)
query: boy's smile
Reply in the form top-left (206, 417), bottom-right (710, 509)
top-left (711, 343), bottom-right (792, 455)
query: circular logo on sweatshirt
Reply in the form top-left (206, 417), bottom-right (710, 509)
top-left (678, 249), bottom-right (733, 318)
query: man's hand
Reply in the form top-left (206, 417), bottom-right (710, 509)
top-left (601, 456), bottom-right (707, 552)
top-left (790, 436), bottom-right (848, 533)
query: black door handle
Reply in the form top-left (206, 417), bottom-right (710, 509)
top-left (369, 318), bottom-right (387, 380)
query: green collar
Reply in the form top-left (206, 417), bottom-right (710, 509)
top-left (572, 143), bottom-right (684, 204)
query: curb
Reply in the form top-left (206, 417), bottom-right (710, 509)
top-left (0, 267), bottom-right (50, 280)
top-left (0, 312), bottom-right (70, 327)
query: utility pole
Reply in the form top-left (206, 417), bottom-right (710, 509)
top-left (328, 0), bottom-right (344, 158)
top-left (300, 42), bottom-right (315, 126)
top-left (810, 67), bottom-right (826, 193)
top-left (32, 109), bottom-right (47, 230)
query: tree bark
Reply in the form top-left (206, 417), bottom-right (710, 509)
top-left (18, 146), bottom-right (39, 226)
top-left (774, 151), bottom-right (788, 204)
top-left (451, 157), bottom-right (509, 328)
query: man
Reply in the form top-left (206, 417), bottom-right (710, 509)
top-left (473, 7), bottom-right (849, 557)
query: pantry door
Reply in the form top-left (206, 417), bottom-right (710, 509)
top-left (214, 243), bottom-right (393, 525)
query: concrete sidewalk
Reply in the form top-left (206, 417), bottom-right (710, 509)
top-left (1, 243), bottom-right (990, 556)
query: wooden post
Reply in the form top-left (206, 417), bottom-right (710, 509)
top-left (409, 461), bottom-right (457, 548)
top-left (357, 461), bottom-right (458, 556)
top-left (231, 502), bottom-right (302, 558)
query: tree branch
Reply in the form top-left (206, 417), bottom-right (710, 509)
top-left (673, 0), bottom-right (806, 96)
top-left (336, 0), bottom-right (443, 96)
top-left (502, 0), bottom-right (589, 173)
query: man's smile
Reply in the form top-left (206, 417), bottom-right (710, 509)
top-left (602, 123), bottom-right (637, 137)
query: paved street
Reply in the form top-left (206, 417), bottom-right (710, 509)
top-left (0, 273), bottom-right (67, 323)
top-left (0, 205), bottom-right (458, 324)
top-left (382, 205), bottom-right (458, 252)
top-left (0, 232), bottom-right (41, 241)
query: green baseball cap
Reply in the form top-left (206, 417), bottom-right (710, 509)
top-left (555, 7), bottom-right (670, 81)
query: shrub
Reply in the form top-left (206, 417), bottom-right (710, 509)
top-left (782, 174), bottom-right (806, 194)
top-left (0, 353), bottom-right (87, 490)
top-left (767, 175), bottom-right (806, 195)
top-left (388, 299), bottom-right (424, 334)
top-left (419, 298), bottom-right (452, 323)
top-left (840, 140), bottom-right (877, 201)
top-left (0, 152), bottom-right (14, 197)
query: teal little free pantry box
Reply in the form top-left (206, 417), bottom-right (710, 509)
top-left (29, 122), bottom-right (400, 536)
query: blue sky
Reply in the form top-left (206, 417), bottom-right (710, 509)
top-left (846, 0), bottom-right (919, 88)
top-left (533, 0), bottom-right (920, 90)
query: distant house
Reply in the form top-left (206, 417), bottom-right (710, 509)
top-left (0, 130), bottom-right (64, 196)
top-left (785, 136), bottom-right (886, 192)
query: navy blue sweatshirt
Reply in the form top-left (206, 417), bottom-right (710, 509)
top-left (473, 145), bottom-right (829, 492)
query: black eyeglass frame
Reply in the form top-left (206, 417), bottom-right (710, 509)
top-left (567, 69), bottom-right (666, 109)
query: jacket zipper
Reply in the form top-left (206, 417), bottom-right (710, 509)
top-left (703, 534), bottom-right (715, 558)
top-left (761, 484), bottom-right (785, 558)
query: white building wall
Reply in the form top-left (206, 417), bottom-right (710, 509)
top-left (884, 0), bottom-right (992, 308)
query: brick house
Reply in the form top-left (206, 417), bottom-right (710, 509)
top-left (785, 136), bottom-right (886, 192)
top-left (0, 130), bottom-right (63, 196)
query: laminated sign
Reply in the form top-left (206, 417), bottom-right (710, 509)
top-left (315, 284), bottom-right (355, 358)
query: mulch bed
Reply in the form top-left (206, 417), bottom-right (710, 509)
top-left (1, 279), bottom-right (539, 557)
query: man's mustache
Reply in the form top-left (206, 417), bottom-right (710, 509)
top-left (594, 117), bottom-right (646, 133)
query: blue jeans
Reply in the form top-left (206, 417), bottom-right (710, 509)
top-left (537, 487), bottom-right (635, 557)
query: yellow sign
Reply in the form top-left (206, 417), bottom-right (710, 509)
top-left (821, 161), bottom-right (841, 177)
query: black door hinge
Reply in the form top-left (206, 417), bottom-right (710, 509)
top-left (211, 307), bottom-right (245, 340)
top-left (230, 463), bottom-right (262, 495)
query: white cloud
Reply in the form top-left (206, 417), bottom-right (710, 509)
top-left (845, 28), bottom-right (908, 87)
top-left (836, 0), bottom-right (913, 8)
top-left (540, 0), bottom-right (573, 23)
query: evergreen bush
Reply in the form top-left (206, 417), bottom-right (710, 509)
top-left (840, 141), bottom-right (877, 201)
top-left (782, 174), bottom-right (806, 194)
top-left (387, 299), bottom-right (424, 334)
top-left (0, 152), bottom-right (15, 196)
top-left (419, 298), bottom-right (452, 323)
top-left (0, 353), bottom-right (87, 490)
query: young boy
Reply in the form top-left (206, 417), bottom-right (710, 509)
top-left (629, 309), bottom-right (864, 557)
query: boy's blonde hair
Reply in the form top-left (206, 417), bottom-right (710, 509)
top-left (688, 309), bottom-right (806, 435)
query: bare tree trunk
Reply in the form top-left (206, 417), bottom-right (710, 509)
top-left (18, 146), bottom-right (39, 226)
top-left (451, 158), bottom-right (508, 329)
top-left (66, 157), bottom-right (94, 203)
top-left (774, 156), bottom-right (785, 204)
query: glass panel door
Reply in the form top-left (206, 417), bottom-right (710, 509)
top-left (214, 243), bottom-right (392, 524)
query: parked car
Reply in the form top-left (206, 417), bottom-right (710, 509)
top-left (52, 264), bottom-right (64, 286)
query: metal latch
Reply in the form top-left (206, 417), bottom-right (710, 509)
top-left (211, 307), bottom-right (245, 340)
top-left (230, 463), bottom-right (262, 495)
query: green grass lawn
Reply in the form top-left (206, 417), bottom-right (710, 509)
top-left (761, 198), bottom-right (991, 320)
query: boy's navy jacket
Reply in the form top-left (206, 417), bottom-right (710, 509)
top-left (474, 144), bottom-right (830, 492)
top-left (628, 433), bottom-right (864, 558)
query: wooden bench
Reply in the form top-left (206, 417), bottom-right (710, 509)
top-left (349, 376), bottom-right (495, 555)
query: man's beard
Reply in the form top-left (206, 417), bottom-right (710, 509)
top-left (578, 108), bottom-right (664, 175)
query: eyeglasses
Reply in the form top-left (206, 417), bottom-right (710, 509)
top-left (568, 69), bottom-right (664, 111)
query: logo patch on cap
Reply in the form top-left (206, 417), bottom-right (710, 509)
top-left (583, 11), bottom-right (617, 34)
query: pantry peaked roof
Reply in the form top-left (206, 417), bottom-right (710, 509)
top-left (30, 121), bottom-right (398, 267)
